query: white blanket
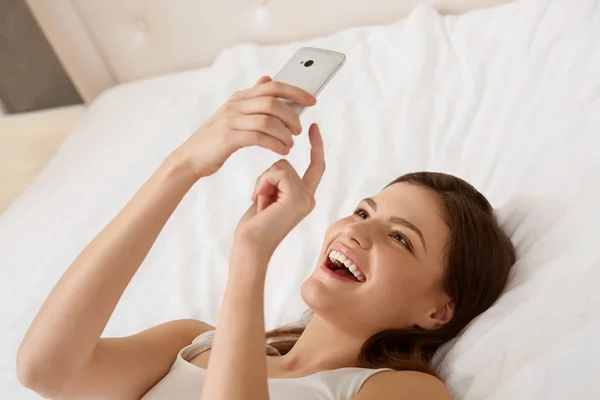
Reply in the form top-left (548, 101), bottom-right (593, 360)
top-left (2, 0), bottom-right (600, 398)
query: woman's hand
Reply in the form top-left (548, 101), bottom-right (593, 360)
top-left (171, 76), bottom-right (316, 179)
top-left (233, 123), bottom-right (326, 257)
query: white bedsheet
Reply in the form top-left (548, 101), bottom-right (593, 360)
top-left (2, 0), bottom-right (600, 398)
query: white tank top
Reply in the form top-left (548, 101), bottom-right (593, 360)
top-left (142, 330), bottom-right (392, 400)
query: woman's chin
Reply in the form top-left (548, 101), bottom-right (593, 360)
top-left (300, 270), bottom-right (360, 312)
top-left (300, 277), bottom-right (372, 335)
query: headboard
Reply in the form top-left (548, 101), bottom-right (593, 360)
top-left (26, 0), bottom-right (512, 103)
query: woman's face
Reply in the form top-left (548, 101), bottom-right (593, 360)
top-left (301, 182), bottom-right (454, 337)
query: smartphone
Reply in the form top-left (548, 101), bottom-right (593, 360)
top-left (273, 47), bottom-right (346, 116)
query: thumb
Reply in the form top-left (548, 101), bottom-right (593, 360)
top-left (257, 195), bottom-right (271, 212)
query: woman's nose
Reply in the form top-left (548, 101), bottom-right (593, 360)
top-left (342, 221), bottom-right (373, 249)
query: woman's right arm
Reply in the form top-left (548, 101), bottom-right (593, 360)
top-left (17, 154), bottom-right (208, 399)
top-left (16, 77), bottom-right (316, 399)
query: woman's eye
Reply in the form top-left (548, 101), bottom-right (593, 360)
top-left (392, 232), bottom-right (412, 250)
top-left (354, 208), bottom-right (369, 219)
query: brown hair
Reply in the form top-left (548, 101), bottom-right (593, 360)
top-left (266, 172), bottom-right (516, 377)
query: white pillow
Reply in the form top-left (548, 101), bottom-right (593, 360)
top-left (2, 0), bottom-right (600, 399)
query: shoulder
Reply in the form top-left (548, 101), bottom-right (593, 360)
top-left (163, 319), bottom-right (214, 340)
top-left (144, 318), bottom-right (214, 335)
top-left (133, 318), bottom-right (214, 346)
top-left (169, 318), bottom-right (214, 333)
top-left (353, 370), bottom-right (452, 400)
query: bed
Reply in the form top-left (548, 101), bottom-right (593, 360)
top-left (0, 105), bottom-right (86, 213)
top-left (2, 0), bottom-right (600, 398)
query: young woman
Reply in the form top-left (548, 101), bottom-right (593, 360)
top-left (17, 76), bottom-right (516, 400)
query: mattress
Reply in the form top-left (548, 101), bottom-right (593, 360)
top-left (2, 0), bottom-right (600, 398)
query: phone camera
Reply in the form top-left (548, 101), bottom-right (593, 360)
top-left (304, 60), bottom-right (314, 67)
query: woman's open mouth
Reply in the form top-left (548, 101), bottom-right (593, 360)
top-left (322, 249), bottom-right (366, 283)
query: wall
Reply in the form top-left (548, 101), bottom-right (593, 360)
top-left (0, 0), bottom-right (82, 114)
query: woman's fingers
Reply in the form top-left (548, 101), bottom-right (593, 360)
top-left (252, 171), bottom-right (277, 203)
top-left (233, 80), bottom-right (316, 107)
top-left (233, 130), bottom-right (290, 157)
top-left (254, 176), bottom-right (278, 212)
top-left (254, 76), bottom-right (272, 87)
top-left (302, 123), bottom-right (326, 195)
top-left (252, 160), bottom-right (296, 200)
top-left (238, 96), bottom-right (302, 135)
top-left (231, 114), bottom-right (294, 148)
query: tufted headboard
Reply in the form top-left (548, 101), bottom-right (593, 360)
top-left (26, 0), bottom-right (512, 103)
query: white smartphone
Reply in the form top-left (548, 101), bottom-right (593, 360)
top-left (273, 47), bottom-right (346, 116)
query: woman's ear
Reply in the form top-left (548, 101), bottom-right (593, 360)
top-left (420, 301), bottom-right (455, 330)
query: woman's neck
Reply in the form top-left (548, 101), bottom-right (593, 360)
top-left (275, 314), bottom-right (365, 374)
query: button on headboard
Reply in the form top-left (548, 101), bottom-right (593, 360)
top-left (26, 0), bottom-right (511, 102)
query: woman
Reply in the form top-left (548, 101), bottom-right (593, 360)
top-left (17, 76), bottom-right (515, 400)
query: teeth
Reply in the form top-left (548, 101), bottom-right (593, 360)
top-left (328, 250), bottom-right (365, 282)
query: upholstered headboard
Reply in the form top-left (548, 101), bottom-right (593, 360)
top-left (26, 0), bottom-right (512, 103)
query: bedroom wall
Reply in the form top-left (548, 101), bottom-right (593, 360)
top-left (0, 0), bottom-right (82, 114)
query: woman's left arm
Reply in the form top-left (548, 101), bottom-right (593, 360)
top-left (201, 123), bottom-right (325, 400)
top-left (201, 244), bottom-right (272, 399)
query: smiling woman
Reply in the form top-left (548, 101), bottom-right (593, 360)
top-left (268, 171), bottom-right (516, 378)
top-left (17, 78), bottom-right (515, 400)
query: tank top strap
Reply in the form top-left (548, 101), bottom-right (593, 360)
top-left (181, 330), bottom-right (280, 362)
top-left (191, 329), bottom-right (215, 345)
top-left (325, 367), bottom-right (394, 398)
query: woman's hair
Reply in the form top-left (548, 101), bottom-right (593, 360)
top-left (265, 172), bottom-right (516, 377)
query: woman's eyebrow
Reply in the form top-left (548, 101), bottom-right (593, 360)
top-left (361, 197), bottom-right (428, 254)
